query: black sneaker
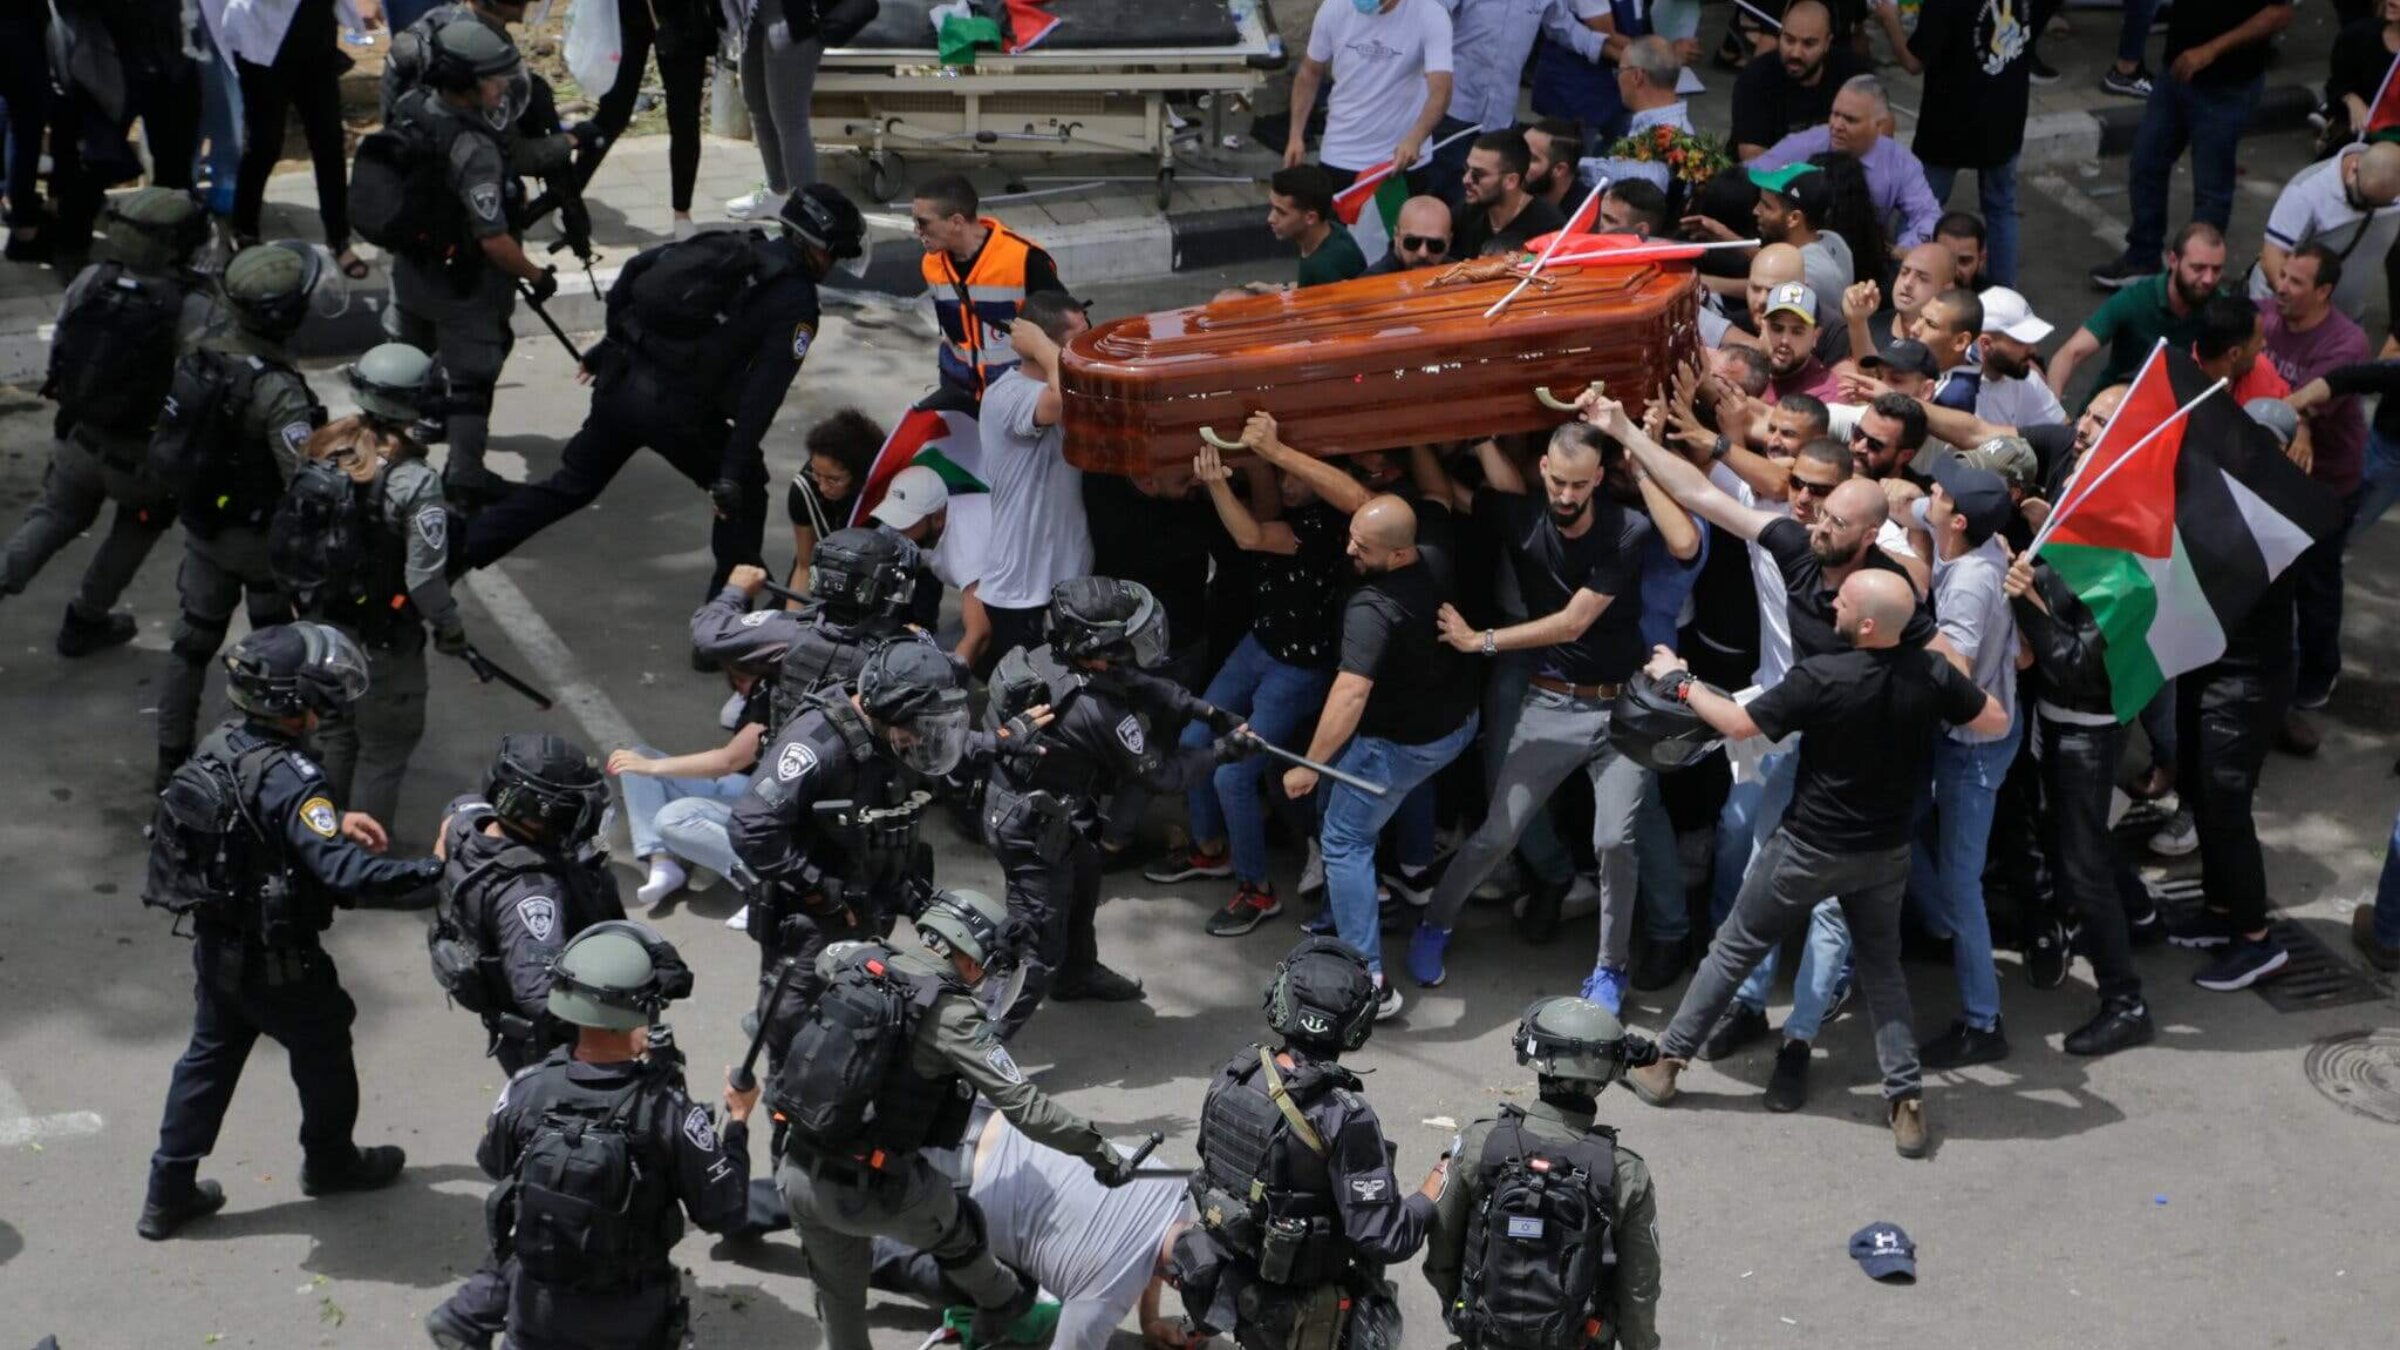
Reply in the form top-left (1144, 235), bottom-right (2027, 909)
top-left (56, 606), bottom-right (138, 657)
top-left (1763, 1040), bottom-right (1811, 1113)
top-left (2063, 997), bottom-right (2155, 1056)
top-left (444, 465), bottom-right (514, 509)
top-left (1517, 878), bottom-right (1567, 944)
top-left (1053, 961), bottom-right (1145, 1002)
top-left (2089, 257), bottom-right (2161, 291)
top-left (2166, 909), bottom-right (2238, 950)
top-left (2028, 52), bottom-right (2060, 85)
top-left (1630, 935), bottom-right (1687, 992)
top-left (2100, 64), bottom-right (2154, 99)
top-left (136, 1178), bottom-right (226, 1240)
top-left (1920, 1017), bottom-right (2011, 1069)
top-left (1381, 863), bottom-right (1435, 908)
top-left (1697, 1001), bottom-right (1770, 1061)
top-left (2192, 936), bottom-right (2288, 991)
top-left (1146, 843), bottom-right (1233, 884)
top-left (2026, 918), bottom-right (2075, 990)
top-left (1205, 882), bottom-right (1282, 936)
top-left (301, 1144), bottom-right (407, 1196)
top-left (2126, 905), bottom-right (2168, 948)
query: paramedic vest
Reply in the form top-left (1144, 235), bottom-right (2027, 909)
top-left (922, 218), bottom-right (1035, 399)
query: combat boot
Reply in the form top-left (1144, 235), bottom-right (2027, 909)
top-left (136, 1178), bottom-right (226, 1240)
top-left (302, 1144), bottom-right (407, 1196)
top-left (56, 605), bottom-right (137, 657)
top-left (970, 1275), bottom-right (1038, 1346)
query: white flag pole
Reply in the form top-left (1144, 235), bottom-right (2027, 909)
top-left (1485, 176), bottom-right (1609, 320)
top-left (2029, 377), bottom-right (2228, 557)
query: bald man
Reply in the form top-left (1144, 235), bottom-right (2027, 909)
top-left (1366, 195), bottom-right (1456, 274)
top-left (1626, 555), bottom-right (2005, 1156)
top-left (1285, 491), bottom-right (1481, 1020)
top-left (2246, 140), bottom-right (2400, 323)
top-left (1708, 243), bottom-right (1805, 346)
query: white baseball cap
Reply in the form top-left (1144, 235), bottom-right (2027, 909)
top-left (871, 464), bottom-right (949, 529)
top-left (1978, 286), bottom-right (2053, 344)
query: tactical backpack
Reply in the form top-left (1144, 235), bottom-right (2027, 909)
top-left (618, 229), bottom-right (781, 343)
top-left (150, 349), bottom-right (289, 535)
top-left (498, 1079), bottom-right (669, 1291)
top-left (143, 733), bottom-right (291, 937)
top-left (269, 457), bottom-right (415, 645)
top-left (45, 263), bottom-right (184, 441)
top-left (350, 104), bottom-right (466, 262)
top-left (1452, 1107), bottom-right (1620, 1350)
top-left (1190, 1047), bottom-right (1353, 1290)
top-left (770, 943), bottom-right (968, 1158)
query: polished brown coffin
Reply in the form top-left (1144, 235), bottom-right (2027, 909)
top-left (1060, 257), bottom-right (1701, 473)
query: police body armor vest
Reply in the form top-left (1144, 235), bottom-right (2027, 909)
top-left (985, 644), bottom-right (1106, 801)
top-left (768, 613), bottom-right (884, 730)
top-left (1454, 1107), bottom-right (1620, 1350)
top-left (154, 350), bottom-right (306, 538)
top-left (492, 1051), bottom-right (682, 1292)
top-left (429, 831), bottom-right (614, 1021)
top-left (46, 261), bottom-right (186, 444)
top-left (1190, 1046), bottom-right (1357, 1289)
top-left (272, 459), bottom-right (417, 647)
top-left (772, 943), bottom-right (973, 1162)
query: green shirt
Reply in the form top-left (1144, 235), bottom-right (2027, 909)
top-left (1298, 223), bottom-right (1369, 289)
top-left (2077, 273), bottom-right (2217, 408)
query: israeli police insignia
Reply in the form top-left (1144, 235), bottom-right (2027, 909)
top-left (984, 1045), bottom-right (1026, 1085)
top-left (739, 611), bottom-right (774, 628)
top-left (1115, 715), bottom-right (1145, 754)
top-left (280, 421), bottom-right (314, 455)
top-left (515, 896), bottom-right (558, 942)
top-left (682, 1105), bottom-right (718, 1151)
top-left (417, 508), bottom-right (447, 551)
top-left (791, 323), bottom-right (815, 361)
top-left (470, 183), bottom-right (502, 221)
top-left (777, 741), bottom-right (817, 781)
top-left (1350, 1176), bottom-right (1388, 1201)
top-left (300, 796), bottom-right (339, 838)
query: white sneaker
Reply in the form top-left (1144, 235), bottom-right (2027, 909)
top-left (1561, 873), bottom-right (1601, 921)
top-left (1299, 840), bottom-right (1325, 896)
top-left (2148, 809), bottom-right (2198, 857)
top-left (725, 904), bottom-right (752, 930)
top-left (724, 188), bottom-right (776, 221)
top-left (1382, 864), bottom-right (1434, 908)
top-left (1472, 856), bottom-right (1522, 902)
top-left (636, 857), bottom-right (689, 910)
top-left (1373, 975), bottom-right (1405, 1021)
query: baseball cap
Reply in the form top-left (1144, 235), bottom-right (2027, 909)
top-left (1927, 454), bottom-right (2014, 545)
top-left (1860, 338), bottom-right (1938, 380)
top-left (871, 464), bottom-right (950, 530)
top-left (1748, 162), bottom-right (1820, 195)
top-left (2242, 396), bottom-right (2300, 448)
top-left (1763, 281), bottom-right (1818, 326)
top-left (1750, 162), bottom-right (1833, 223)
top-left (1978, 286), bottom-right (2054, 344)
top-left (1849, 1222), bottom-right (1917, 1283)
top-left (1961, 435), bottom-right (2039, 491)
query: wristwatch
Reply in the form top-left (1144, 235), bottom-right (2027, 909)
top-left (1481, 629), bottom-right (1498, 657)
top-left (1710, 435), bottom-right (1730, 462)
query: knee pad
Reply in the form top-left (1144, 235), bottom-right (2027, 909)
top-left (929, 1194), bottom-right (991, 1268)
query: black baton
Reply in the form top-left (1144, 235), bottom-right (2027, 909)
top-left (516, 281), bottom-right (585, 364)
top-left (461, 643), bottom-right (555, 710)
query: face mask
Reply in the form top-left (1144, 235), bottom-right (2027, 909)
top-left (1351, 0), bottom-right (1382, 13)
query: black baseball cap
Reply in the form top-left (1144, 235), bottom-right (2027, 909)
top-left (1860, 339), bottom-right (1939, 380)
top-left (1927, 453), bottom-right (2014, 546)
top-left (1849, 1222), bottom-right (1917, 1282)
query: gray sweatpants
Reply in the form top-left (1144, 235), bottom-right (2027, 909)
top-left (1660, 828), bottom-right (1923, 1101)
top-left (779, 1154), bottom-right (1020, 1350)
top-left (740, 23), bottom-right (824, 193)
top-left (2, 433), bottom-right (176, 617)
top-left (314, 630), bottom-right (429, 831)
top-left (158, 527), bottom-right (287, 755)
top-left (1424, 685), bottom-right (1651, 971)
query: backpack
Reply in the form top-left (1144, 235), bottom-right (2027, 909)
top-left (770, 944), bottom-right (961, 1156)
top-left (269, 457), bottom-right (413, 642)
top-left (618, 230), bottom-right (778, 343)
top-left (150, 349), bottom-right (286, 533)
top-left (46, 263), bottom-right (184, 440)
top-left (350, 105), bottom-right (466, 262)
top-left (1453, 1108), bottom-right (1619, 1350)
top-left (142, 734), bottom-right (285, 933)
top-left (503, 1080), bottom-right (661, 1291)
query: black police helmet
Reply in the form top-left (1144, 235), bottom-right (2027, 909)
top-left (857, 636), bottom-right (967, 725)
top-left (224, 622), bottom-right (370, 719)
top-left (779, 183), bottom-right (866, 260)
top-left (1606, 669), bottom-right (1726, 773)
top-left (1047, 577), bottom-right (1170, 669)
top-left (1264, 936), bottom-right (1379, 1054)
top-left (810, 526), bottom-right (913, 623)
top-left (485, 733), bottom-right (608, 847)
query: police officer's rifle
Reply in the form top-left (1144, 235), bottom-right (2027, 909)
top-left (460, 642), bottom-right (554, 710)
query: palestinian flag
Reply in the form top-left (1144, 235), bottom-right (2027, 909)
top-left (850, 386), bottom-right (987, 527)
top-left (2038, 348), bottom-right (2343, 721)
top-left (1003, 0), bottom-right (1062, 53)
top-left (2365, 51), bottom-right (2400, 142)
top-left (1332, 163), bottom-right (1409, 268)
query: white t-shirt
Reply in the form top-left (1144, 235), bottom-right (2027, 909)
top-left (972, 1115), bottom-right (1186, 1350)
top-left (976, 369), bottom-right (1093, 610)
top-left (1976, 371), bottom-right (2067, 429)
top-left (1308, 0), bottom-right (1455, 173)
top-left (2245, 143), bottom-right (2400, 322)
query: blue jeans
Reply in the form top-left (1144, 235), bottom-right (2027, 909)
top-left (1732, 897), bottom-right (1853, 1044)
top-left (2116, 0), bottom-right (2160, 66)
top-left (1636, 777), bottom-right (1687, 942)
top-left (195, 18), bottom-right (243, 214)
top-left (1481, 650), bottom-right (1572, 887)
top-left (1924, 157), bottom-right (2020, 288)
top-left (1181, 634), bottom-right (1335, 884)
top-left (2121, 73), bottom-right (2263, 264)
top-left (2374, 807), bottom-right (2400, 949)
top-left (618, 749), bottom-right (751, 860)
top-left (1322, 715), bottom-right (1480, 976)
top-left (2351, 428), bottom-right (2400, 546)
top-left (1908, 724), bottom-right (2024, 1031)
top-left (654, 798), bottom-right (742, 879)
top-left (1713, 747), bottom-right (1798, 925)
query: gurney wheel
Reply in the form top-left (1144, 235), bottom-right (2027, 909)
top-left (867, 151), bottom-right (906, 202)
top-left (1156, 168), bottom-right (1175, 212)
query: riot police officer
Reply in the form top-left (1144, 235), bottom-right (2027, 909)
top-left (1423, 996), bottom-right (1663, 1350)
top-left (761, 527), bottom-right (921, 723)
top-left (381, 18), bottom-right (583, 504)
top-left (464, 185), bottom-right (863, 596)
top-left (774, 887), bottom-right (1143, 1350)
top-left (982, 577), bottom-right (1253, 1029)
top-left (1172, 937), bottom-right (1437, 1349)
top-left (6, 187), bottom-right (212, 655)
top-left (153, 241), bottom-right (339, 789)
top-left (432, 734), bottom-right (624, 1073)
top-left (430, 921), bottom-right (756, 1350)
top-left (278, 343), bottom-right (467, 827)
top-left (138, 623), bottom-right (445, 1241)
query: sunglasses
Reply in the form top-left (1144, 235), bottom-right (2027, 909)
top-left (1851, 428), bottom-right (1891, 453)
top-left (1400, 235), bottom-right (1449, 253)
top-left (1789, 477), bottom-right (1838, 498)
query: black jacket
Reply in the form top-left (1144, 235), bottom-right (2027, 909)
top-left (2011, 559), bottom-right (2113, 719)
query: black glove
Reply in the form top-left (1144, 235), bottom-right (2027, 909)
top-left (997, 913), bottom-right (1043, 962)
top-left (434, 625), bottom-right (469, 657)
top-left (567, 120), bottom-right (607, 153)
top-left (998, 709), bottom-right (1049, 748)
top-left (1214, 729), bottom-right (1260, 763)
top-left (1202, 704), bottom-right (1243, 735)
top-left (709, 478), bottom-right (753, 519)
top-left (411, 856), bottom-right (446, 884)
top-left (523, 267), bottom-right (559, 303)
top-left (1621, 1032), bottom-right (1661, 1069)
top-left (1091, 1142), bottom-right (1138, 1188)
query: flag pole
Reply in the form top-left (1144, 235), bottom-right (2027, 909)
top-left (1486, 176), bottom-right (1609, 320)
top-left (1332, 125), bottom-right (1483, 221)
top-left (1734, 0), bottom-right (1785, 30)
top-left (2029, 377), bottom-right (2229, 556)
top-left (2042, 338), bottom-right (2165, 526)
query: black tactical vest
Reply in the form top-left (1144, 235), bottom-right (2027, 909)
top-left (1190, 1046), bottom-right (1356, 1288)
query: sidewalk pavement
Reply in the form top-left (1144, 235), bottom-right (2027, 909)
top-left (0, 5), bottom-right (2341, 382)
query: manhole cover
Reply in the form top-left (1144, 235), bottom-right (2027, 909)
top-left (2304, 1029), bottom-right (2400, 1125)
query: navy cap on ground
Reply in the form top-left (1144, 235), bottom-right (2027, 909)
top-left (1849, 1221), bottom-right (1916, 1282)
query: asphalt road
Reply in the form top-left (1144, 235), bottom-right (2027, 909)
top-left (2, 127), bottom-right (2397, 1349)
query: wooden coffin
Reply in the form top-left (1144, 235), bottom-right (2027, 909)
top-left (1060, 254), bottom-right (1701, 473)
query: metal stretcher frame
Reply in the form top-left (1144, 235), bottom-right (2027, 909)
top-left (814, 3), bottom-right (1285, 207)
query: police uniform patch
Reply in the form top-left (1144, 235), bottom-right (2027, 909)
top-left (1115, 715), bottom-right (1146, 754)
top-left (777, 741), bottom-right (817, 781)
top-left (280, 421), bottom-right (314, 455)
top-left (682, 1105), bottom-right (718, 1152)
top-left (792, 323), bottom-right (815, 361)
top-left (1350, 1176), bottom-right (1388, 1201)
top-left (984, 1045), bottom-right (1026, 1085)
top-left (470, 183), bottom-right (502, 221)
top-left (417, 508), bottom-right (447, 552)
top-left (739, 610), bottom-right (775, 628)
top-left (515, 896), bottom-right (558, 942)
top-left (300, 797), bottom-right (339, 838)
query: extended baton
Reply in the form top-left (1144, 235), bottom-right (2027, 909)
top-left (1243, 733), bottom-right (1388, 798)
top-left (461, 642), bottom-right (555, 710)
top-left (730, 958), bottom-right (796, 1097)
top-left (516, 280), bottom-right (585, 364)
top-left (758, 578), bottom-right (811, 606)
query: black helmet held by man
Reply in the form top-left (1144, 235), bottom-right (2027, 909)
top-left (778, 183), bottom-right (867, 280)
top-left (1606, 668), bottom-right (1725, 773)
top-left (223, 622), bottom-right (371, 720)
top-left (856, 637), bottom-right (973, 776)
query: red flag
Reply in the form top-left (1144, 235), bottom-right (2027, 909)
top-left (2048, 342), bottom-right (2180, 545)
top-left (1331, 162), bottom-right (1399, 226)
top-left (1518, 232), bottom-right (1707, 266)
top-left (2367, 51), bottom-right (2400, 141)
top-left (851, 388), bottom-right (986, 527)
top-left (1003, 0), bottom-right (1062, 53)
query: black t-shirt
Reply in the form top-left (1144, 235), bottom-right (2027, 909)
top-left (1756, 517), bottom-right (1936, 661)
top-left (1453, 195), bottom-right (1568, 261)
top-left (1749, 646), bottom-right (1991, 852)
top-left (1082, 475), bottom-right (1228, 657)
top-left (1730, 46), bottom-right (1871, 152)
top-left (1474, 489), bottom-right (1654, 684)
top-left (2025, 422), bottom-right (2077, 499)
top-left (1340, 559), bottom-right (1480, 746)
top-left (1252, 499), bottom-right (1348, 669)
top-left (2165, 0), bottom-right (2290, 90)
top-left (1908, 0), bottom-right (2033, 169)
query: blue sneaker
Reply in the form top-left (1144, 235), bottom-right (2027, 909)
top-left (1407, 924), bottom-right (1452, 987)
top-left (1580, 964), bottom-right (1628, 1015)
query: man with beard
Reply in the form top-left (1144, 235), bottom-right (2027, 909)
top-left (1407, 426), bottom-right (1698, 1013)
top-left (1730, 1), bottom-right (1869, 162)
top-left (1747, 165), bottom-right (1854, 323)
top-left (1850, 393), bottom-right (1930, 486)
top-left (2049, 222), bottom-right (2228, 406)
top-left (1974, 287), bottom-right (2068, 429)
top-left (1524, 118), bottom-right (1587, 213)
top-left (1452, 130), bottom-right (1568, 260)
top-left (1759, 284), bottom-right (1846, 403)
top-left (1364, 195), bottom-right (1456, 274)
top-left (1935, 212), bottom-right (1987, 290)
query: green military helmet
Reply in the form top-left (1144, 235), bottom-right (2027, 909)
top-left (915, 888), bottom-right (1009, 971)
top-left (222, 240), bottom-right (344, 338)
top-left (102, 187), bottom-right (208, 271)
top-left (1513, 995), bottom-right (1630, 1091)
top-left (427, 16), bottom-right (522, 89)
top-left (347, 343), bottom-right (435, 424)
top-left (547, 920), bottom-right (691, 1030)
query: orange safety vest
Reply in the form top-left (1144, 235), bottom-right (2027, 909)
top-left (923, 217), bottom-right (1036, 399)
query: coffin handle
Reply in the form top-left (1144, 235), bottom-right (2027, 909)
top-left (1533, 384), bottom-right (1587, 412)
top-left (1198, 426), bottom-right (1245, 451)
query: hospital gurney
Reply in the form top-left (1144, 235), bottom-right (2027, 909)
top-left (816, 0), bottom-right (1286, 206)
